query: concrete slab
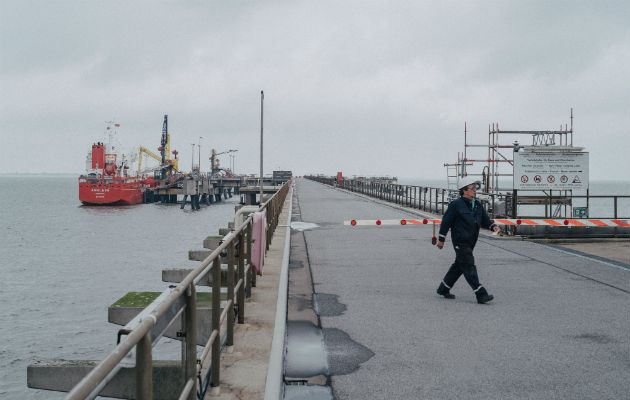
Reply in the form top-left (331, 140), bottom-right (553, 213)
top-left (27, 360), bottom-right (182, 399)
top-left (295, 178), bottom-right (630, 400)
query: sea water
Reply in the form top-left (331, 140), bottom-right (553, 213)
top-left (0, 175), bottom-right (240, 399)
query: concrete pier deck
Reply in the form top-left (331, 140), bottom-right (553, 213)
top-left (294, 178), bottom-right (629, 399)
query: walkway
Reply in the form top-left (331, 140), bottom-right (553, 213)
top-left (293, 178), bottom-right (629, 399)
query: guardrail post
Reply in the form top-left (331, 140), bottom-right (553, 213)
top-left (441, 190), bottom-right (445, 214)
top-left (136, 332), bottom-right (153, 400)
top-left (184, 283), bottom-right (197, 400)
top-left (423, 187), bottom-right (427, 210)
top-left (227, 241), bottom-right (235, 347)
top-left (434, 188), bottom-right (438, 213)
top-left (238, 230), bottom-right (245, 323)
top-left (211, 257), bottom-right (221, 390)
top-left (266, 200), bottom-right (272, 251)
top-left (248, 222), bottom-right (256, 288)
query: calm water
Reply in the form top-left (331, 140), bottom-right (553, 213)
top-left (0, 175), bottom-right (240, 399)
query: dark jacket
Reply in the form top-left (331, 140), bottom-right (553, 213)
top-left (438, 196), bottom-right (496, 248)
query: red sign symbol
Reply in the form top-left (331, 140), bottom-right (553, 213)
top-left (560, 175), bottom-right (568, 183)
top-left (534, 175), bottom-right (542, 183)
top-left (547, 175), bottom-right (555, 183)
top-left (521, 175), bottom-right (529, 183)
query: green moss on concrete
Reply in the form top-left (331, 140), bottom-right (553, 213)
top-left (111, 291), bottom-right (220, 308)
top-left (196, 292), bottom-right (212, 307)
top-left (111, 292), bottom-right (161, 308)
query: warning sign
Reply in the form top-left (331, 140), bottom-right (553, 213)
top-left (514, 151), bottom-right (589, 190)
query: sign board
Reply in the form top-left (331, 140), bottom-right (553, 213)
top-left (573, 207), bottom-right (588, 218)
top-left (272, 170), bottom-right (292, 183)
top-left (513, 151), bottom-right (589, 190)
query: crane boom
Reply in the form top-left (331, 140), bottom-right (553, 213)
top-left (137, 147), bottom-right (163, 173)
top-left (161, 115), bottom-right (169, 165)
top-left (137, 115), bottom-right (178, 176)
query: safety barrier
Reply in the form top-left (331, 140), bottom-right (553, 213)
top-left (65, 180), bottom-right (291, 400)
top-left (345, 217), bottom-right (630, 244)
top-left (345, 218), bottom-right (630, 227)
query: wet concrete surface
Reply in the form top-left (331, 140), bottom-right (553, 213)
top-left (284, 187), bottom-right (375, 399)
top-left (284, 321), bottom-right (328, 378)
top-left (313, 293), bottom-right (347, 317)
top-left (283, 189), bottom-right (331, 396)
top-left (322, 328), bottom-right (374, 376)
top-left (294, 178), bottom-right (630, 400)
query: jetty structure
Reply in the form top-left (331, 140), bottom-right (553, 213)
top-left (27, 174), bottom-right (629, 399)
top-left (79, 115), bottom-right (289, 209)
top-left (25, 104), bottom-right (628, 400)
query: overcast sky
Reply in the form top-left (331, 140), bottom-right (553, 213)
top-left (1, 1), bottom-right (628, 181)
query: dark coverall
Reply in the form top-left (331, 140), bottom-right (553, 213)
top-left (438, 196), bottom-right (496, 298)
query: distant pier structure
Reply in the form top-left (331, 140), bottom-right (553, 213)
top-left (144, 171), bottom-right (293, 209)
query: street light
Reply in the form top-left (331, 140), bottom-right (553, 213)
top-left (229, 153), bottom-right (237, 175)
top-left (190, 143), bottom-right (195, 172)
top-left (198, 136), bottom-right (203, 173)
top-left (260, 90), bottom-right (264, 203)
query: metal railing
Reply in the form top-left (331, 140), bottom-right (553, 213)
top-left (308, 176), bottom-right (455, 215)
top-left (66, 180), bottom-right (291, 400)
top-left (307, 177), bottom-right (629, 220)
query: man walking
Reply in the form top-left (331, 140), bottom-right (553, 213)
top-left (436, 177), bottom-right (501, 304)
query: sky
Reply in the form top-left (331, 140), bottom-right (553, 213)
top-left (1, 0), bottom-right (628, 181)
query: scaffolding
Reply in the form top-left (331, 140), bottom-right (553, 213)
top-left (445, 109), bottom-right (577, 218)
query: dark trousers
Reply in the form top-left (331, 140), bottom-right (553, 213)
top-left (442, 245), bottom-right (483, 291)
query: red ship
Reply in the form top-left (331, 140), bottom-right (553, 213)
top-left (79, 123), bottom-right (146, 205)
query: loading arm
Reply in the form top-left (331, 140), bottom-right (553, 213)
top-left (137, 147), bottom-right (163, 173)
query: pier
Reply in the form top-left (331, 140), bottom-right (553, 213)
top-left (285, 178), bottom-right (629, 399)
top-left (27, 178), bottom-right (629, 399)
top-left (144, 175), bottom-right (289, 210)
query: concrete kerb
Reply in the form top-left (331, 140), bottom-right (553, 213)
top-left (264, 185), bottom-right (293, 400)
top-left (202, 185), bottom-right (293, 399)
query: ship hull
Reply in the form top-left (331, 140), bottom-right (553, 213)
top-left (79, 178), bottom-right (144, 205)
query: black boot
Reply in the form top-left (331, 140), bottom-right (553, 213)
top-left (475, 286), bottom-right (494, 304)
top-left (437, 282), bottom-right (455, 299)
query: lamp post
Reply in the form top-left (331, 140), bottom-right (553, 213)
top-left (260, 90), bottom-right (264, 204)
top-left (198, 136), bottom-right (203, 173)
top-left (229, 154), bottom-right (235, 175)
top-left (190, 143), bottom-right (195, 172)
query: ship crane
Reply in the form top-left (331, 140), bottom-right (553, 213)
top-left (209, 148), bottom-right (237, 177)
top-left (137, 114), bottom-right (179, 178)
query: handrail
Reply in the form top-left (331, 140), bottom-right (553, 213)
top-left (307, 176), bottom-right (629, 220)
top-left (66, 179), bottom-right (291, 400)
